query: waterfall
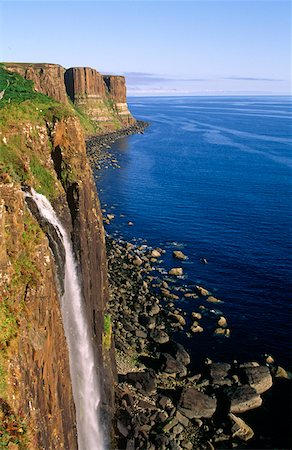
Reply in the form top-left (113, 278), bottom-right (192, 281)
top-left (25, 189), bottom-right (104, 450)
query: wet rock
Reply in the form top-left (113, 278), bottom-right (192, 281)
top-left (184, 293), bottom-right (199, 299)
top-left (229, 413), bottom-right (254, 441)
top-left (191, 322), bottom-right (204, 333)
top-left (217, 316), bottom-right (227, 327)
top-left (207, 296), bottom-right (222, 303)
top-left (151, 249), bottom-right (161, 258)
top-left (239, 362), bottom-right (259, 368)
top-left (168, 267), bottom-right (183, 276)
top-left (224, 385), bottom-right (262, 413)
top-left (178, 387), bottom-right (217, 419)
top-left (214, 327), bottom-right (230, 337)
top-left (275, 366), bottom-right (290, 379)
top-left (192, 312), bottom-right (202, 320)
top-left (168, 312), bottom-right (186, 327)
top-left (195, 285), bottom-right (210, 296)
top-left (126, 371), bottom-right (157, 395)
top-left (107, 213), bottom-right (115, 220)
top-left (133, 257), bottom-right (143, 266)
top-left (265, 354), bottom-right (274, 364)
top-left (241, 366), bottom-right (273, 394)
top-left (150, 329), bottom-right (170, 344)
top-left (128, 221), bottom-right (134, 226)
top-left (172, 250), bottom-right (187, 260)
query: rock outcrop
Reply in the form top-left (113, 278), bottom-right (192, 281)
top-left (103, 75), bottom-right (135, 126)
top-left (4, 63), bottom-right (136, 131)
top-left (4, 62), bottom-right (68, 104)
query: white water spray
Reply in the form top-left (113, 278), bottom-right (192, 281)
top-left (26, 189), bottom-right (104, 450)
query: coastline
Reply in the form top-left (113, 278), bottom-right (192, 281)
top-left (86, 131), bottom-right (292, 450)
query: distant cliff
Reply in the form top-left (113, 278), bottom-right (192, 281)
top-left (4, 62), bottom-right (135, 132)
top-left (0, 67), bottom-right (116, 447)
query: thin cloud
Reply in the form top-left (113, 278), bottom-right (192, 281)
top-left (224, 76), bottom-right (284, 82)
top-left (123, 72), bottom-right (209, 85)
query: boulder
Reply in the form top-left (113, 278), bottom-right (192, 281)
top-left (168, 312), bottom-right (186, 327)
top-left (217, 316), bottom-right (227, 327)
top-left (229, 413), bottom-right (254, 441)
top-left (159, 353), bottom-right (187, 377)
top-left (159, 341), bottom-right (191, 366)
top-left (224, 385), bottom-right (262, 413)
top-left (241, 366), bottom-right (273, 394)
top-left (207, 296), bottom-right (222, 303)
top-left (151, 249), bottom-right (161, 258)
top-left (191, 312), bottom-right (202, 320)
top-left (148, 304), bottom-right (161, 316)
top-left (168, 267), bottom-right (183, 277)
top-left (178, 387), bottom-right (217, 419)
top-left (172, 250), bottom-right (187, 260)
top-left (133, 257), bottom-right (143, 266)
top-left (150, 329), bottom-right (170, 344)
top-left (139, 314), bottom-right (156, 330)
top-left (126, 371), bottom-right (157, 395)
top-left (184, 293), bottom-right (199, 299)
top-left (209, 362), bottom-right (231, 386)
top-left (214, 328), bottom-right (230, 337)
top-left (191, 323), bottom-right (204, 333)
top-left (195, 286), bottom-right (210, 297)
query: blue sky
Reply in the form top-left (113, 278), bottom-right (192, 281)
top-left (0, 0), bottom-right (291, 95)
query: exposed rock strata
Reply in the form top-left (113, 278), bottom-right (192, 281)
top-left (4, 62), bottom-right (68, 104)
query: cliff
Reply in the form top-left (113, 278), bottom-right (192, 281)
top-left (65, 67), bottom-right (135, 128)
top-left (0, 67), bottom-right (115, 447)
top-left (4, 62), bottom-right (135, 132)
top-left (4, 62), bottom-right (68, 105)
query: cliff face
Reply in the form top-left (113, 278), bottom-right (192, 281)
top-left (0, 68), bottom-right (115, 448)
top-left (65, 67), bottom-right (135, 129)
top-left (4, 63), bottom-right (68, 105)
top-left (103, 75), bottom-right (136, 126)
top-left (4, 62), bottom-right (135, 131)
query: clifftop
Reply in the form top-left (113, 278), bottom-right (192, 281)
top-left (4, 62), bottom-right (136, 132)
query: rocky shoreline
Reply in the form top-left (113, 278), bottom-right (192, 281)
top-left (86, 130), bottom-right (292, 450)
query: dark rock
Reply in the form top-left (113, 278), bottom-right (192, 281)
top-left (209, 362), bottom-right (232, 386)
top-left (159, 341), bottom-right (191, 367)
top-left (117, 420), bottom-right (129, 437)
top-left (159, 353), bottom-right (187, 377)
top-left (223, 385), bottom-right (262, 413)
top-left (178, 387), bottom-right (217, 419)
top-left (136, 329), bottom-right (147, 339)
top-left (150, 329), bottom-right (170, 344)
top-left (241, 365), bottom-right (273, 394)
top-left (126, 371), bottom-right (157, 395)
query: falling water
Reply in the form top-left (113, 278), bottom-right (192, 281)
top-left (26, 189), bottom-right (104, 450)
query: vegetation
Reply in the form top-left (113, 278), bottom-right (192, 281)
top-left (103, 313), bottom-right (112, 350)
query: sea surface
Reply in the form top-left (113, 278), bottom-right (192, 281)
top-left (94, 96), bottom-right (292, 373)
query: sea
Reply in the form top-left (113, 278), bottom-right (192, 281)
top-left (94, 96), bottom-right (292, 374)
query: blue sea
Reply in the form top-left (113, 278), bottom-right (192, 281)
top-left (95, 96), bottom-right (292, 372)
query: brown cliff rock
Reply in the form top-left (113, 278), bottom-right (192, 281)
top-left (0, 112), bottom-right (116, 447)
top-left (4, 63), bottom-right (68, 104)
top-left (103, 75), bottom-right (136, 126)
top-left (0, 184), bottom-right (77, 449)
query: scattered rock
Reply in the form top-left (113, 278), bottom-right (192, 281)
top-left (159, 353), bottom-right (187, 377)
top-left (209, 362), bottom-right (232, 386)
top-left (168, 267), bottom-right (183, 277)
top-left (207, 296), bottom-right (222, 303)
top-left (191, 312), bottom-right (202, 320)
top-left (150, 329), bottom-right (169, 344)
top-left (160, 341), bottom-right (191, 366)
top-left (195, 286), bottom-right (210, 297)
top-left (184, 293), bottom-right (199, 299)
top-left (275, 366), bottom-right (290, 379)
top-left (178, 387), bottom-right (217, 419)
top-left (229, 413), bottom-right (254, 441)
top-left (172, 250), bottom-right (187, 260)
top-left (151, 249), bottom-right (161, 258)
top-left (168, 312), bottom-right (186, 327)
top-left (191, 322), bottom-right (204, 333)
top-left (217, 316), bottom-right (227, 327)
top-left (214, 328), bottom-right (230, 337)
top-left (133, 257), bottom-right (143, 266)
top-left (128, 221), bottom-right (133, 226)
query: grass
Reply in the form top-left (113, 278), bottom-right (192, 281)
top-left (103, 313), bottom-right (112, 350)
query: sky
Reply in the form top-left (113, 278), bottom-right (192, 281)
top-left (0, 0), bottom-right (291, 96)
